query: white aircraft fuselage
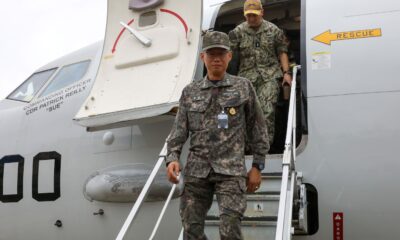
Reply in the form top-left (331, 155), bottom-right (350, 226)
top-left (1, 0), bottom-right (400, 239)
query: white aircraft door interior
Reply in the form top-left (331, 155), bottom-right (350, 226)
top-left (75, 0), bottom-right (203, 129)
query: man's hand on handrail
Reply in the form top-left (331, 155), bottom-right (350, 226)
top-left (167, 161), bottom-right (181, 184)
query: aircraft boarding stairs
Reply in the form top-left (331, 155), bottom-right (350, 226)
top-left (205, 155), bottom-right (296, 240)
top-left (114, 66), bottom-right (309, 240)
top-left (72, 2), bottom-right (310, 238)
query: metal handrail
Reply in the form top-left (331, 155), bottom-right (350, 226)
top-left (275, 65), bottom-right (301, 240)
top-left (149, 175), bottom-right (180, 240)
top-left (115, 143), bottom-right (168, 240)
top-left (178, 228), bottom-right (184, 240)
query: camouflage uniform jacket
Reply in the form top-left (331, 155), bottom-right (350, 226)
top-left (229, 20), bottom-right (288, 82)
top-left (166, 73), bottom-right (269, 178)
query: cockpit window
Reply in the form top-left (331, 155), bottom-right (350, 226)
top-left (39, 60), bottom-right (90, 97)
top-left (7, 68), bottom-right (57, 102)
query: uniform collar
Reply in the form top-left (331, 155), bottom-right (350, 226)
top-left (200, 73), bottom-right (233, 89)
top-left (244, 20), bottom-right (268, 34)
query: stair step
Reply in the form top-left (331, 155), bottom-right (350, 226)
top-left (206, 216), bottom-right (277, 224)
top-left (204, 172), bottom-right (283, 239)
top-left (208, 194), bottom-right (280, 218)
top-left (205, 216), bottom-right (277, 239)
top-left (246, 154), bottom-right (283, 173)
top-left (206, 173), bottom-right (282, 218)
top-left (258, 173), bottom-right (283, 192)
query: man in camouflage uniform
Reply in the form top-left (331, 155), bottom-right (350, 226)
top-left (229, 0), bottom-right (292, 143)
top-left (166, 31), bottom-right (269, 240)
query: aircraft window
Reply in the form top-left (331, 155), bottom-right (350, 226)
top-left (139, 11), bottom-right (157, 27)
top-left (39, 60), bottom-right (90, 97)
top-left (7, 68), bottom-right (57, 102)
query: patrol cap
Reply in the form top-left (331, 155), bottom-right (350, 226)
top-left (202, 31), bottom-right (230, 51)
top-left (244, 0), bottom-right (263, 16)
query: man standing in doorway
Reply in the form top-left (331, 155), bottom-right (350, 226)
top-left (166, 31), bottom-right (269, 240)
top-left (229, 0), bottom-right (292, 144)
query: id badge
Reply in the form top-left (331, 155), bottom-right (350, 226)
top-left (218, 110), bottom-right (228, 129)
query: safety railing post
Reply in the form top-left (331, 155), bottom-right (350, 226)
top-left (115, 143), bottom-right (168, 240)
top-left (275, 65), bottom-right (300, 240)
top-left (148, 176), bottom-right (180, 240)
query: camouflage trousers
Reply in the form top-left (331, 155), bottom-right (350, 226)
top-left (180, 170), bottom-right (247, 240)
top-left (249, 75), bottom-right (280, 143)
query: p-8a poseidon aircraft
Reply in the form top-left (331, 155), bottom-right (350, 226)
top-left (1, 0), bottom-right (400, 240)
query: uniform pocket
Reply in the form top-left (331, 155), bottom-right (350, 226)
top-left (261, 34), bottom-right (274, 51)
top-left (188, 101), bottom-right (207, 131)
top-left (219, 96), bottom-right (248, 127)
top-left (239, 38), bottom-right (253, 57)
top-left (239, 38), bottom-right (252, 49)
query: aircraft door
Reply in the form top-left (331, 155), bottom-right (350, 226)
top-left (75, 0), bottom-right (203, 129)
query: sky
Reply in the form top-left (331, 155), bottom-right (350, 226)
top-left (0, 0), bottom-right (222, 100)
top-left (0, 0), bottom-right (107, 100)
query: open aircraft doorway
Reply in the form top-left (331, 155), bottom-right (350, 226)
top-left (211, 0), bottom-right (306, 154)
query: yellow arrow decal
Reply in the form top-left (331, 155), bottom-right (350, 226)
top-left (312, 28), bottom-right (382, 45)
